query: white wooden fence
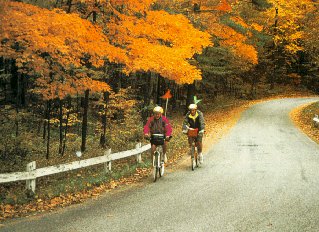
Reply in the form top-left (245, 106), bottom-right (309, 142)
top-left (0, 143), bottom-right (151, 193)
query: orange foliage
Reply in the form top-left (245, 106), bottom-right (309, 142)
top-left (180, 0), bottom-right (259, 66)
top-left (44, 0), bottom-right (212, 84)
top-left (221, 40), bottom-right (258, 65)
top-left (215, 0), bottom-right (232, 12)
top-left (0, 2), bottom-right (126, 100)
top-left (251, 23), bottom-right (263, 32)
top-left (108, 10), bottom-right (212, 84)
top-left (0, 2), bottom-right (126, 68)
top-left (206, 22), bottom-right (258, 65)
top-left (230, 16), bottom-right (249, 28)
top-left (1, 0), bottom-right (212, 88)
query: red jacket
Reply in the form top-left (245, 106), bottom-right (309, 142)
top-left (143, 116), bottom-right (172, 137)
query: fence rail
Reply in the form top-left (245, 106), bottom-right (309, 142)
top-left (0, 143), bottom-right (151, 193)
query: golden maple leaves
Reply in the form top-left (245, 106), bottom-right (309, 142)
top-left (108, 10), bottom-right (212, 84)
top-left (0, 1), bottom-right (125, 100)
top-left (0, 2), bottom-right (126, 68)
top-left (265, 0), bottom-right (316, 55)
top-left (184, 0), bottom-right (259, 67)
top-left (0, 0), bottom-right (213, 97)
top-left (1, 0), bottom-right (280, 97)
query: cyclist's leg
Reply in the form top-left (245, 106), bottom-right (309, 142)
top-left (162, 141), bottom-right (167, 154)
top-left (197, 141), bottom-right (202, 153)
top-left (151, 144), bottom-right (156, 165)
top-left (162, 141), bottom-right (168, 163)
top-left (196, 134), bottom-right (203, 163)
top-left (151, 144), bottom-right (156, 154)
top-left (188, 136), bottom-right (194, 155)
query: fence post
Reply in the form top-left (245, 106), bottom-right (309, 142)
top-left (104, 149), bottom-right (112, 173)
top-left (26, 161), bottom-right (36, 193)
top-left (136, 143), bottom-right (142, 163)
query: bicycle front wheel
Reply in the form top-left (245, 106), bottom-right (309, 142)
top-left (195, 152), bottom-right (199, 168)
top-left (191, 146), bottom-right (196, 171)
top-left (153, 152), bottom-right (160, 182)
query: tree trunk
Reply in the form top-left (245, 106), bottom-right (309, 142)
top-left (93, 11), bottom-right (97, 23)
top-left (58, 99), bottom-right (63, 155)
top-left (271, 7), bottom-right (279, 90)
top-left (185, 83), bottom-right (195, 113)
top-left (171, 83), bottom-right (177, 110)
top-left (156, 75), bottom-right (162, 105)
top-left (76, 94), bottom-right (81, 134)
top-left (142, 73), bottom-right (152, 123)
top-left (100, 92), bottom-right (109, 148)
top-left (46, 100), bottom-right (51, 159)
top-left (81, 90), bottom-right (89, 152)
top-left (43, 106), bottom-right (47, 141)
top-left (61, 97), bottom-right (71, 156)
top-left (66, 0), bottom-right (72, 13)
top-left (15, 73), bottom-right (21, 137)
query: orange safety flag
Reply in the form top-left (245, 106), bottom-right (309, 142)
top-left (161, 89), bottom-right (172, 99)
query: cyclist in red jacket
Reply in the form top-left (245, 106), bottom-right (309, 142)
top-left (144, 106), bottom-right (172, 163)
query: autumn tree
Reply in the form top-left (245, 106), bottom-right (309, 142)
top-left (298, 3), bottom-right (319, 91)
top-left (0, 1), bottom-right (127, 156)
top-left (260, 0), bottom-right (317, 88)
top-left (155, 0), bottom-right (261, 98)
top-left (28, 0), bottom-right (212, 116)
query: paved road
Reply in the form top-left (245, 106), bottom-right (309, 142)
top-left (2, 98), bottom-right (319, 232)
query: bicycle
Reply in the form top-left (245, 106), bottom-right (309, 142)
top-left (186, 128), bottom-right (200, 171)
top-left (150, 134), bottom-right (165, 182)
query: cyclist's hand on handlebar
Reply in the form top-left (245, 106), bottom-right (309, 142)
top-left (165, 136), bottom-right (171, 141)
top-left (144, 134), bottom-right (150, 140)
top-left (198, 130), bottom-right (205, 135)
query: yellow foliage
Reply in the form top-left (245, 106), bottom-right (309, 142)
top-left (108, 10), bottom-right (212, 84)
top-left (0, 2), bottom-right (123, 100)
top-left (209, 23), bottom-right (258, 65)
top-left (264, 0), bottom-right (316, 55)
top-left (251, 23), bottom-right (263, 32)
top-left (0, 2), bottom-right (127, 67)
top-left (230, 16), bottom-right (249, 28)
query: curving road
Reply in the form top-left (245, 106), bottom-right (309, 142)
top-left (2, 97), bottom-right (319, 232)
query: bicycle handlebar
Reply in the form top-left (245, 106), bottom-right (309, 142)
top-left (144, 134), bottom-right (172, 141)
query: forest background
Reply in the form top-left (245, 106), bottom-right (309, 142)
top-left (0, 0), bottom-right (319, 219)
